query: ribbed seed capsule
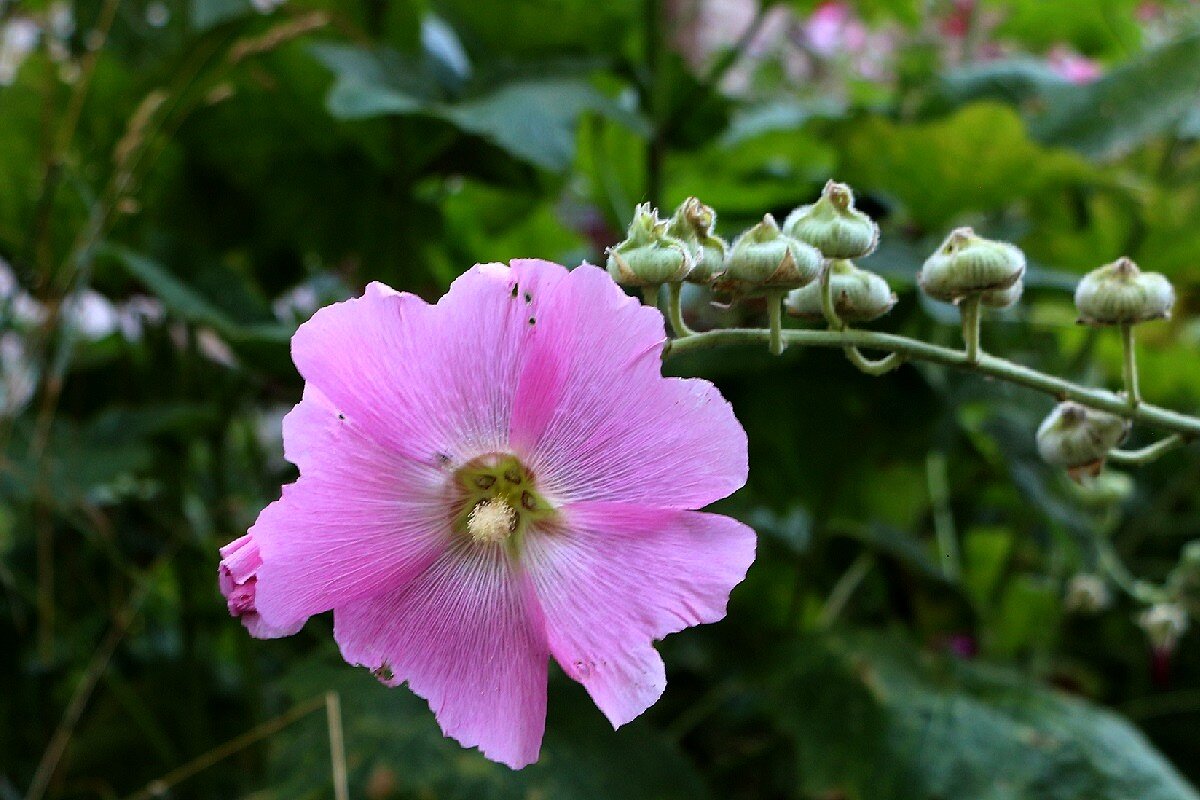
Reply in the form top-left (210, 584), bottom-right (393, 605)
top-left (1036, 401), bottom-right (1130, 478)
top-left (605, 203), bottom-right (693, 288)
top-left (783, 180), bottom-right (879, 259)
top-left (1074, 257), bottom-right (1174, 326)
top-left (713, 214), bottom-right (822, 299)
top-left (785, 259), bottom-right (896, 322)
top-left (918, 227), bottom-right (1025, 303)
top-left (667, 197), bottom-right (728, 285)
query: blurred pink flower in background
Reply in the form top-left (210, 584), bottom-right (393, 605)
top-left (220, 260), bottom-right (755, 768)
top-left (1047, 45), bottom-right (1104, 84)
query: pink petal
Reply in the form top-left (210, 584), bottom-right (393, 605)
top-left (218, 534), bottom-right (307, 639)
top-left (290, 266), bottom-right (567, 467)
top-left (522, 501), bottom-right (756, 727)
top-left (507, 263), bottom-right (748, 508)
top-left (334, 543), bottom-right (549, 769)
top-left (251, 409), bottom-right (452, 625)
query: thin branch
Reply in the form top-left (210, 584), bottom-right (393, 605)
top-left (666, 282), bottom-right (694, 337)
top-left (818, 552), bottom-right (876, 627)
top-left (1108, 434), bottom-right (1186, 465)
top-left (664, 327), bottom-right (1200, 439)
top-left (845, 346), bottom-right (904, 376)
top-left (1120, 322), bottom-right (1141, 407)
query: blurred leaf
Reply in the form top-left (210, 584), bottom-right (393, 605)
top-left (775, 631), bottom-right (1200, 800)
top-left (837, 103), bottom-right (1093, 229)
top-left (106, 247), bottom-right (291, 343)
top-left (1030, 32), bottom-right (1200, 157)
top-left (190, 0), bottom-right (255, 30)
top-left (268, 655), bottom-right (709, 800)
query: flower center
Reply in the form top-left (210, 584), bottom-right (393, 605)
top-left (466, 498), bottom-right (517, 544)
top-left (451, 453), bottom-right (556, 548)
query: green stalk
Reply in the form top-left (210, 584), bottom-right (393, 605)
top-left (664, 327), bottom-right (1200, 439)
top-left (1121, 323), bottom-right (1141, 407)
top-left (767, 291), bottom-right (785, 355)
top-left (961, 295), bottom-right (982, 364)
top-left (666, 282), bottom-right (693, 337)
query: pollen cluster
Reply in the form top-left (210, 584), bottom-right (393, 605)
top-left (451, 453), bottom-right (556, 548)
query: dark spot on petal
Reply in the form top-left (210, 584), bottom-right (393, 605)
top-left (524, 292), bottom-right (532, 303)
top-left (337, 413), bottom-right (345, 421)
top-left (528, 316), bottom-right (536, 325)
top-left (511, 283), bottom-right (519, 298)
top-left (373, 663), bottom-right (394, 683)
top-left (435, 452), bottom-right (451, 467)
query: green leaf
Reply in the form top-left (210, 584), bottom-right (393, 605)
top-left (267, 655), bottom-right (709, 800)
top-left (774, 632), bottom-right (1200, 800)
top-left (1030, 32), bottom-right (1200, 157)
top-left (106, 247), bottom-right (291, 343)
top-left (836, 103), bottom-right (1092, 229)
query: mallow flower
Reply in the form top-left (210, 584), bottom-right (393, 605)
top-left (219, 259), bottom-right (755, 768)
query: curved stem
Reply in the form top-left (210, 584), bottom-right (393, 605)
top-left (666, 282), bottom-right (693, 337)
top-left (818, 551), bottom-right (875, 627)
top-left (664, 327), bottom-right (1200, 438)
top-left (767, 291), bottom-right (785, 355)
top-left (1121, 323), bottom-right (1141, 407)
top-left (1109, 434), bottom-right (1185, 465)
top-left (845, 347), bottom-right (904, 376)
top-left (961, 295), bottom-right (982, 364)
top-left (641, 285), bottom-right (660, 308)
top-left (819, 263), bottom-right (844, 331)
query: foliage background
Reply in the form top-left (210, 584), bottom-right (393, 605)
top-left (3, 0), bottom-right (1200, 797)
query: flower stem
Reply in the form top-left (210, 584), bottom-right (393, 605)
top-left (819, 262), bottom-right (844, 331)
top-left (641, 285), bottom-right (660, 308)
top-left (844, 347), bottom-right (904, 376)
top-left (1109, 434), bottom-right (1186, 466)
top-left (818, 551), bottom-right (875, 627)
top-left (961, 295), bottom-right (982, 364)
top-left (927, 452), bottom-right (960, 581)
top-left (1121, 323), bottom-right (1141, 407)
top-left (666, 282), bottom-right (693, 337)
top-left (664, 327), bottom-right (1200, 439)
top-left (767, 291), bottom-right (785, 355)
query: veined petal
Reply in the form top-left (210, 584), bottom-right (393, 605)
top-left (507, 264), bottom-right (748, 509)
top-left (290, 265), bottom-right (568, 467)
top-left (522, 501), bottom-right (756, 727)
top-left (252, 411), bottom-right (452, 625)
top-left (334, 543), bottom-right (549, 769)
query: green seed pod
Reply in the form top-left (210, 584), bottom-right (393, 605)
top-left (981, 279), bottom-right (1024, 309)
top-left (785, 259), bottom-right (896, 322)
top-left (605, 203), bottom-right (693, 288)
top-left (1074, 257), bottom-right (1175, 326)
top-left (713, 214), bottom-right (822, 298)
top-left (918, 227), bottom-right (1025, 303)
top-left (1139, 603), bottom-right (1189, 652)
top-left (1036, 401), bottom-right (1130, 477)
top-left (783, 180), bottom-right (879, 259)
top-left (667, 197), bottom-right (728, 284)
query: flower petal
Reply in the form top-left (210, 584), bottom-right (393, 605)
top-left (507, 264), bottom-right (748, 508)
top-left (218, 534), bottom-right (307, 639)
top-left (252, 407), bottom-right (453, 625)
top-left (522, 501), bottom-right (756, 727)
top-left (291, 265), bottom-right (568, 467)
top-left (334, 543), bottom-right (549, 769)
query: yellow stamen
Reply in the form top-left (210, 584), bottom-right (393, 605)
top-left (466, 498), bottom-right (517, 544)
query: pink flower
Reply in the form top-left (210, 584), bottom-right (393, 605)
top-left (219, 260), bottom-right (755, 768)
top-left (1047, 46), bottom-right (1103, 84)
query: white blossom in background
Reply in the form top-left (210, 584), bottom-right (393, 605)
top-left (62, 289), bottom-right (122, 340)
top-left (271, 283), bottom-right (320, 323)
top-left (145, 2), bottom-right (171, 28)
top-left (0, 332), bottom-right (37, 417)
top-left (668, 0), bottom-right (760, 72)
top-left (0, 260), bottom-right (48, 325)
top-left (0, 17), bottom-right (39, 85)
top-left (250, 0), bottom-right (288, 13)
top-left (116, 296), bottom-right (166, 342)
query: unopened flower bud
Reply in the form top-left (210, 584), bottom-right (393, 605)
top-left (1139, 603), bottom-right (1188, 652)
top-left (667, 197), bottom-right (728, 284)
top-left (981, 279), bottom-right (1024, 309)
top-left (918, 228), bottom-right (1025, 304)
top-left (1070, 469), bottom-right (1134, 507)
top-left (1074, 257), bottom-right (1174, 326)
top-left (1036, 401), bottom-right (1130, 478)
top-left (606, 203), bottom-right (693, 288)
top-left (785, 259), bottom-right (896, 322)
top-left (1065, 573), bottom-right (1111, 614)
top-left (713, 214), bottom-right (822, 298)
top-left (1182, 540), bottom-right (1200, 568)
top-left (783, 180), bottom-right (879, 259)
